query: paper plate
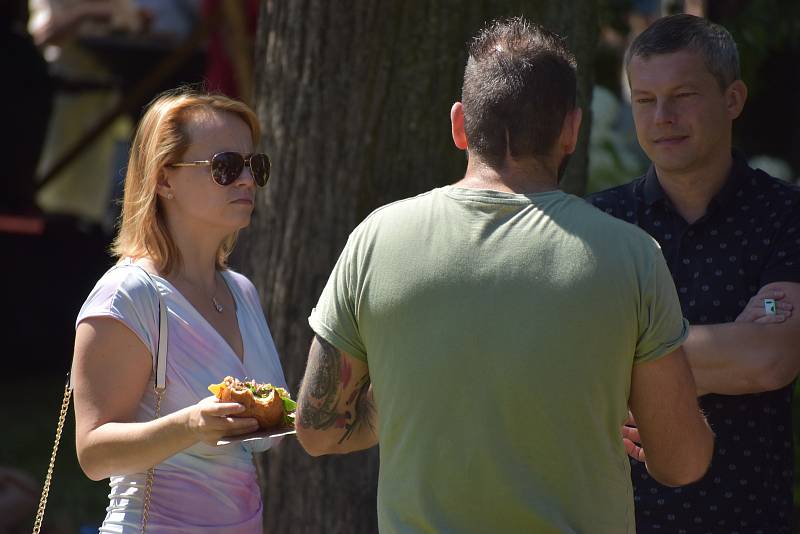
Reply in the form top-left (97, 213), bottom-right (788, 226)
top-left (216, 427), bottom-right (296, 446)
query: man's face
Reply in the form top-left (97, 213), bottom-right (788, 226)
top-left (629, 50), bottom-right (735, 176)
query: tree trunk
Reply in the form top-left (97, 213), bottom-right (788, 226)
top-left (235, 2), bottom-right (597, 532)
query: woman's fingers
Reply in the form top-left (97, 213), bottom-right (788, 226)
top-left (222, 417), bottom-right (260, 435)
top-left (187, 397), bottom-right (259, 444)
top-left (204, 400), bottom-right (248, 416)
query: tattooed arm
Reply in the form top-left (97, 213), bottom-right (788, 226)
top-left (296, 335), bottom-right (378, 456)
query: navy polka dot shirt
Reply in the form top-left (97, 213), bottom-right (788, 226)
top-left (587, 152), bottom-right (800, 533)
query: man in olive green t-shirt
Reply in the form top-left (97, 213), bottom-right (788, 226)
top-left (296, 18), bottom-right (713, 533)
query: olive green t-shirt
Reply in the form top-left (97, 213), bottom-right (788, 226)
top-left (309, 186), bottom-right (688, 533)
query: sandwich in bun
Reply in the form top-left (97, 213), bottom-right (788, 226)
top-left (208, 376), bottom-right (296, 429)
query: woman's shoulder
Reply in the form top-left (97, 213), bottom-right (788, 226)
top-left (76, 263), bottom-right (161, 362)
top-left (96, 264), bottom-right (161, 300)
top-left (79, 264), bottom-right (161, 323)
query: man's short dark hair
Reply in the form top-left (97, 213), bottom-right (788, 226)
top-left (625, 14), bottom-right (740, 91)
top-left (461, 17), bottom-right (577, 167)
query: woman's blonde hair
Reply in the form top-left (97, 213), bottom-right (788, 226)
top-left (111, 87), bottom-right (260, 274)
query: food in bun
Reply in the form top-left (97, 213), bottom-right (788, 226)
top-left (208, 376), bottom-right (296, 429)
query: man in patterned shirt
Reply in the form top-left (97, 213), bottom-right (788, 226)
top-left (588, 14), bottom-right (800, 534)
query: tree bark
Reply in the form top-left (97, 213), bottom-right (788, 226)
top-left (235, 2), bottom-right (597, 532)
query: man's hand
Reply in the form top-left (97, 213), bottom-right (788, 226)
top-left (687, 281), bottom-right (800, 395)
top-left (736, 287), bottom-right (793, 324)
top-left (621, 412), bottom-right (645, 463)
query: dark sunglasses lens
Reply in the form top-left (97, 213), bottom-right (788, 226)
top-left (211, 152), bottom-right (244, 186)
top-left (249, 154), bottom-right (270, 187)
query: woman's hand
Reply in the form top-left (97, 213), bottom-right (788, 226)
top-left (184, 396), bottom-right (260, 445)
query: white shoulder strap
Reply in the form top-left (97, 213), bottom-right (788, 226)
top-left (68, 264), bottom-right (168, 391)
top-left (134, 266), bottom-right (168, 391)
top-left (154, 289), bottom-right (168, 390)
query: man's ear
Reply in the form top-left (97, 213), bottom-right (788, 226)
top-left (725, 80), bottom-right (747, 121)
top-left (451, 102), bottom-right (468, 151)
top-left (560, 107), bottom-right (583, 155)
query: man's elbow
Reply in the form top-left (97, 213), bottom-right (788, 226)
top-left (295, 418), bottom-right (337, 457)
top-left (648, 432), bottom-right (714, 487)
top-left (650, 460), bottom-right (710, 488)
top-left (754, 354), bottom-right (800, 392)
top-left (296, 432), bottom-right (331, 457)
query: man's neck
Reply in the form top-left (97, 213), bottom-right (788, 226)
top-left (655, 151), bottom-right (733, 225)
top-left (454, 155), bottom-right (559, 194)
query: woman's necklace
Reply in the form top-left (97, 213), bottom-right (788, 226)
top-left (211, 275), bottom-right (224, 313)
top-left (212, 294), bottom-right (224, 313)
top-left (175, 272), bottom-right (225, 313)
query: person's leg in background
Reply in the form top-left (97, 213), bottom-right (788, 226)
top-left (0, 28), bottom-right (53, 215)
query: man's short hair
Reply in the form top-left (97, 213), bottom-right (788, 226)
top-left (625, 14), bottom-right (740, 91)
top-left (462, 17), bottom-right (577, 167)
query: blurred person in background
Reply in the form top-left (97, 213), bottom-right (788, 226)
top-left (587, 0), bottom-right (659, 194)
top-left (0, 0), bottom-right (53, 216)
top-left (0, 466), bottom-right (37, 534)
top-left (28, 0), bottom-right (202, 229)
top-left (202, 0), bottom-right (258, 104)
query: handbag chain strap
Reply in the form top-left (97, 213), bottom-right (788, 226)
top-left (140, 387), bottom-right (164, 534)
top-left (31, 381), bottom-right (72, 534)
top-left (33, 264), bottom-right (168, 534)
top-left (30, 384), bottom-right (165, 534)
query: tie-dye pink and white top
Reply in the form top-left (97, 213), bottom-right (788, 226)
top-left (76, 262), bottom-right (287, 533)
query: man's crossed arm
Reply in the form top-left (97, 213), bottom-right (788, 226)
top-left (686, 282), bottom-right (800, 396)
top-left (623, 281), bottom-right (799, 463)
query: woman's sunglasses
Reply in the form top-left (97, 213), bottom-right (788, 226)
top-left (168, 152), bottom-right (270, 187)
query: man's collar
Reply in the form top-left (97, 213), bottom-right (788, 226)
top-left (709, 150), bottom-right (749, 210)
top-left (642, 165), bottom-right (665, 206)
top-left (641, 150), bottom-right (749, 209)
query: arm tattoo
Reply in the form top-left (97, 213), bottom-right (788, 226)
top-left (298, 336), bottom-right (341, 430)
top-left (298, 335), bottom-right (375, 444)
top-left (340, 374), bottom-right (375, 444)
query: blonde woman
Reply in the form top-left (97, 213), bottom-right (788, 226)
top-left (71, 88), bottom-right (286, 533)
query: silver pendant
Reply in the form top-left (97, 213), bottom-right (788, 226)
top-left (212, 296), bottom-right (224, 313)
